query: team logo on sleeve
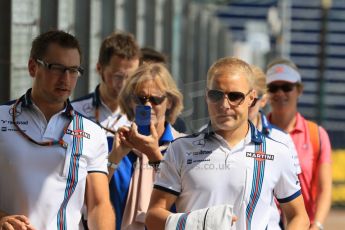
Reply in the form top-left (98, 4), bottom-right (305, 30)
top-left (246, 151), bottom-right (274, 161)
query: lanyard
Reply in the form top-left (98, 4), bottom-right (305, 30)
top-left (12, 95), bottom-right (72, 148)
top-left (94, 105), bottom-right (122, 135)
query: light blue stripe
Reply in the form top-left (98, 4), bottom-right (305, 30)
top-left (57, 114), bottom-right (83, 229)
top-left (246, 136), bottom-right (266, 229)
top-left (175, 212), bottom-right (189, 230)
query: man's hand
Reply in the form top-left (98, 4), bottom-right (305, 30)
top-left (0, 215), bottom-right (36, 230)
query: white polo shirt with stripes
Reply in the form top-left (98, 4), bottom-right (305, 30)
top-left (154, 122), bottom-right (301, 230)
top-left (72, 85), bottom-right (130, 137)
top-left (0, 90), bottom-right (108, 230)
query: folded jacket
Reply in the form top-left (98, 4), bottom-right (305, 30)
top-left (165, 204), bottom-right (235, 230)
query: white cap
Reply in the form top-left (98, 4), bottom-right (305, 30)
top-left (266, 64), bottom-right (301, 84)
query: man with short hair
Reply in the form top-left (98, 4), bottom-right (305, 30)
top-left (0, 30), bottom-right (114, 229)
top-left (145, 57), bottom-right (309, 230)
top-left (72, 31), bottom-right (141, 230)
top-left (73, 31), bottom-right (140, 139)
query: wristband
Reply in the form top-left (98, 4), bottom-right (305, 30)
top-left (107, 161), bottom-right (118, 170)
top-left (314, 221), bottom-right (324, 230)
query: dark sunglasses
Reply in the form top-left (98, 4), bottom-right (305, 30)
top-left (133, 95), bottom-right (167, 105)
top-left (207, 89), bottom-right (251, 106)
top-left (267, 83), bottom-right (296, 93)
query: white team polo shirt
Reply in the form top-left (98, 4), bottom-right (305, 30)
top-left (72, 85), bottom-right (130, 137)
top-left (0, 90), bottom-right (108, 230)
top-left (154, 122), bottom-right (301, 230)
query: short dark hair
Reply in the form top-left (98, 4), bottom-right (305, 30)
top-left (98, 31), bottom-right (140, 66)
top-left (140, 47), bottom-right (167, 65)
top-left (30, 30), bottom-right (81, 62)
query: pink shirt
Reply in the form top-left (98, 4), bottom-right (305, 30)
top-left (284, 113), bottom-right (332, 221)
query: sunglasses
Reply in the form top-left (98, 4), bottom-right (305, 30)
top-left (133, 95), bottom-right (167, 105)
top-left (267, 83), bottom-right (296, 93)
top-left (207, 89), bottom-right (251, 106)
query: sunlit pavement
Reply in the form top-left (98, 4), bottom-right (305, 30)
top-left (324, 209), bottom-right (345, 229)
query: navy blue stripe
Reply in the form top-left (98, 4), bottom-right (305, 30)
top-left (72, 92), bottom-right (94, 103)
top-left (154, 185), bottom-right (180, 196)
top-left (1, 99), bottom-right (16, 106)
top-left (277, 190), bottom-right (302, 203)
top-left (88, 170), bottom-right (107, 175)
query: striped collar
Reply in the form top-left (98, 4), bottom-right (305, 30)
top-left (159, 122), bottom-right (174, 144)
top-left (92, 84), bottom-right (102, 108)
top-left (260, 111), bottom-right (272, 136)
top-left (202, 120), bottom-right (263, 144)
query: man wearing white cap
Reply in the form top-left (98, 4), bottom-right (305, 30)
top-left (266, 58), bottom-right (332, 230)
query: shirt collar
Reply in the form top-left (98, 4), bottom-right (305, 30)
top-left (92, 84), bottom-right (120, 115)
top-left (267, 112), bottom-right (303, 134)
top-left (260, 111), bottom-right (272, 135)
top-left (293, 112), bottom-right (304, 132)
top-left (92, 84), bottom-right (102, 107)
top-left (159, 123), bottom-right (174, 144)
top-left (202, 120), bottom-right (263, 144)
top-left (20, 88), bottom-right (74, 118)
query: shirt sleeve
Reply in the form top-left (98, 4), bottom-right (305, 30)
top-left (319, 126), bottom-right (332, 164)
top-left (274, 146), bottom-right (302, 203)
top-left (286, 134), bottom-right (301, 174)
top-left (154, 143), bottom-right (182, 196)
top-left (87, 124), bottom-right (108, 174)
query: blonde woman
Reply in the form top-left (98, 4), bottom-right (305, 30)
top-left (108, 63), bottom-right (184, 230)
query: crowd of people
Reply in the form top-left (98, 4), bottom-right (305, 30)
top-left (0, 29), bottom-right (332, 230)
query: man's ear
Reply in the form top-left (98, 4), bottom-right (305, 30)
top-left (96, 62), bottom-right (102, 74)
top-left (248, 89), bottom-right (257, 107)
top-left (96, 62), bottom-right (105, 82)
top-left (28, 58), bottom-right (37, 78)
top-left (259, 94), bottom-right (268, 108)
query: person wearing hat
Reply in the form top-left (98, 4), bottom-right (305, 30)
top-left (266, 58), bottom-right (332, 230)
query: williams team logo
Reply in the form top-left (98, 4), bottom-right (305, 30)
top-left (246, 151), bottom-right (274, 161)
top-left (65, 129), bottom-right (90, 139)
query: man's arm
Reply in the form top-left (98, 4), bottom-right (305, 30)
top-left (280, 195), bottom-right (310, 230)
top-left (311, 162), bottom-right (332, 230)
top-left (86, 172), bottom-right (115, 229)
top-left (145, 188), bottom-right (177, 230)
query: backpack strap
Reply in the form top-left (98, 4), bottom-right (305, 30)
top-left (307, 120), bottom-right (321, 203)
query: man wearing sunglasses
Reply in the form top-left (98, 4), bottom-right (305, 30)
top-left (266, 58), bottom-right (332, 230)
top-left (146, 57), bottom-right (309, 230)
top-left (0, 31), bottom-right (114, 229)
